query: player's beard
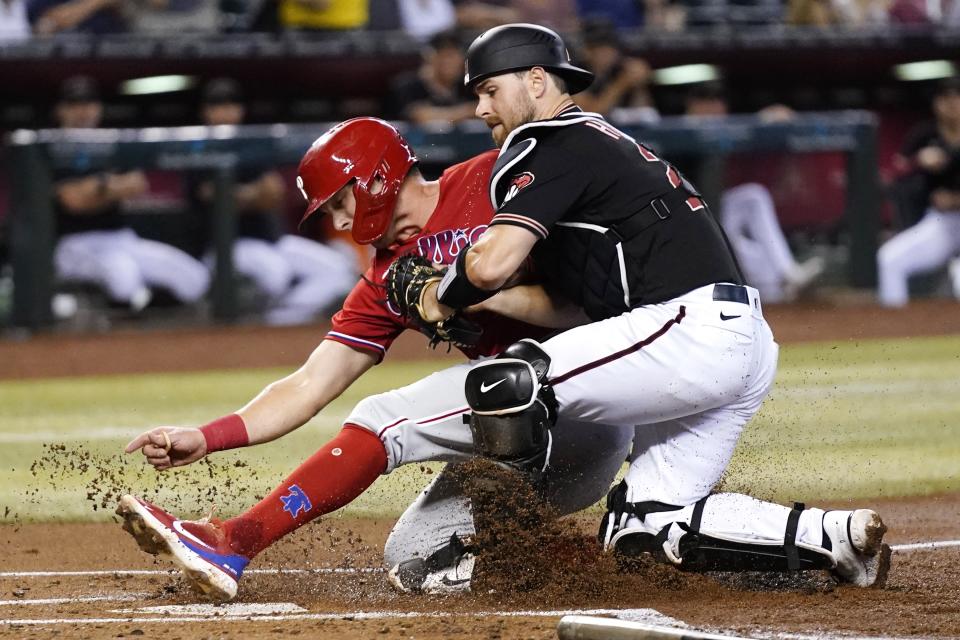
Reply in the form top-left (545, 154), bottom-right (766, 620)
top-left (491, 92), bottom-right (538, 147)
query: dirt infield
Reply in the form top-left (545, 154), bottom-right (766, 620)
top-left (1, 493), bottom-right (959, 639)
top-left (3, 298), bottom-right (960, 380)
top-left (3, 300), bottom-right (959, 638)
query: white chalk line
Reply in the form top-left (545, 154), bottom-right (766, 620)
top-left (0, 607), bottom-right (668, 627)
top-left (0, 607), bottom-right (940, 640)
top-left (888, 539), bottom-right (960, 552)
top-left (754, 631), bottom-right (944, 640)
top-left (2, 538), bottom-right (956, 580)
top-left (114, 602), bottom-right (308, 616)
top-left (0, 593), bottom-right (147, 607)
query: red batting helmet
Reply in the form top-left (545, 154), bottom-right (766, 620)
top-left (297, 117), bottom-right (417, 244)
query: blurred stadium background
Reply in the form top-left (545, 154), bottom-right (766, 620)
top-left (1, 1), bottom-right (959, 521)
top-left (0, 3), bottom-right (959, 331)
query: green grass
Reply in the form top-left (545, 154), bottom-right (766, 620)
top-left (2, 336), bottom-right (959, 523)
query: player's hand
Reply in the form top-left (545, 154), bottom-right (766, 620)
top-left (124, 427), bottom-right (207, 471)
top-left (916, 146), bottom-right (948, 173)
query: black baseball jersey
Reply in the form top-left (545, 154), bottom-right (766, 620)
top-left (901, 122), bottom-right (960, 193)
top-left (488, 105), bottom-right (742, 320)
top-left (54, 159), bottom-right (124, 237)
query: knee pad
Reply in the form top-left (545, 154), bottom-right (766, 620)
top-left (464, 340), bottom-right (558, 472)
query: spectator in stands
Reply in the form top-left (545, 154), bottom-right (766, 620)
top-left (386, 29), bottom-right (475, 125)
top-left (27, 0), bottom-right (126, 35)
top-left (126, 0), bottom-right (219, 34)
top-left (787, 0), bottom-right (888, 26)
top-left (1, 0), bottom-right (31, 40)
top-left (887, 0), bottom-right (929, 23)
top-left (576, 0), bottom-right (685, 29)
top-left (190, 78), bottom-right (357, 325)
top-left (683, 0), bottom-right (783, 27)
top-left (574, 19), bottom-right (658, 123)
top-left (454, 0), bottom-right (579, 32)
top-left (878, 76), bottom-right (960, 307)
top-left (684, 81), bottom-right (825, 303)
top-left (278, 0), bottom-right (367, 31)
top-left (576, 0), bottom-right (643, 27)
top-left (52, 76), bottom-right (209, 314)
top-left (395, 0), bottom-right (455, 41)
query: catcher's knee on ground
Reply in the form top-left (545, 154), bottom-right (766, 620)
top-left (601, 486), bottom-right (834, 572)
top-left (464, 339), bottom-right (557, 473)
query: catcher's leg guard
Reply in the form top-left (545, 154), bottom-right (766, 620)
top-left (674, 498), bottom-right (833, 572)
top-left (607, 488), bottom-right (834, 573)
top-left (464, 339), bottom-right (557, 472)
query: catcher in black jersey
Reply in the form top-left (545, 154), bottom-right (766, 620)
top-left (387, 23), bottom-right (889, 587)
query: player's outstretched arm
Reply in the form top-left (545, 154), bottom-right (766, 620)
top-left (124, 340), bottom-right (377, 470)
top-left (237, 340), bottom-right (376, 443)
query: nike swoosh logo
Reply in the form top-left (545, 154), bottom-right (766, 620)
top-left (440, 576), bottom-right (471, 586)
top-left (480, 378), bottom-right (507, 393)
top-left (719, 312), bottom-right (742, 321)
top-left (173, 520), bottom-right (216, 552)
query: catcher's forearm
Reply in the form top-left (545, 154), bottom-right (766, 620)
top-left (476, 285), bottom-right (590, 329)
top-left (432, 225), bottom-right (537, 315)
top-left (463, 224), bottom-right (537, 290)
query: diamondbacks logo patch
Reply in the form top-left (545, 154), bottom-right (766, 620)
top-left (504, 172), bottom-right (535, 203)
top-left (280, 484), bottom-right (313, 518)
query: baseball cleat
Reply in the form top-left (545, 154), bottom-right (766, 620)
top-left (117, 494), bottom-right (249, 602)
top-left (823, 508), bottom-right (890, 588)
top-left (387, 552), bottom-right (475, 595)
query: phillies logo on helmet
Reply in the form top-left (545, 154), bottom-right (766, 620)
top-left (504, 172), bottom-right (535, 202)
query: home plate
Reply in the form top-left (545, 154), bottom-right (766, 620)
top-left (113, 602), bottom-right (308, 617)
top-left (558, 615), bottom-right (751, 640)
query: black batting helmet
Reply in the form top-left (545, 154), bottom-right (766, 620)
top-left (464, 23), bottom-right (594, 95)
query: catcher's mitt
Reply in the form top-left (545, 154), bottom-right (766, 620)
top-left (384, 254), bottom-right (483, 350)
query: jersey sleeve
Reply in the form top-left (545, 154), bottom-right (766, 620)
top-left (491, 144), bottom-right (592, 239)
top-left (326, 268), bottom-right (405, 362)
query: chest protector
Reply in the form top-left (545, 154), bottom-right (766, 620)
top-left (491, 117), bottom-right (700, 321)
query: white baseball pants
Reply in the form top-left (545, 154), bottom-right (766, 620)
top-left (344, 361), bottom-right (632, 566)
top-left (225, 235), bottom-right (357, 325)
top-left (55, 228), bottom-right (209, 304)
top-left (540, 282), bottom-right (833, 552)
top-left (877, 207), bottom-right (960, 307)
top-left (720, 183), bottom-right (800, 304)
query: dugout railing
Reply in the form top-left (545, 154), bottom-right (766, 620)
top-left (5, 111), bottom-right (879, 330)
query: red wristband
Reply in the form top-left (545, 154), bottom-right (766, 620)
top-left (200, 414), bottom-right (249, 453)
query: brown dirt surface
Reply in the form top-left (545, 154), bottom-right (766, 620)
top-left (3, 299), bottom-right (959, 638)
top-left (1, 493), bottom-right (959, 639)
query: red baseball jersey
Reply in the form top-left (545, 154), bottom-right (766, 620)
top-left (326, 150), bottom-right (548, 362)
